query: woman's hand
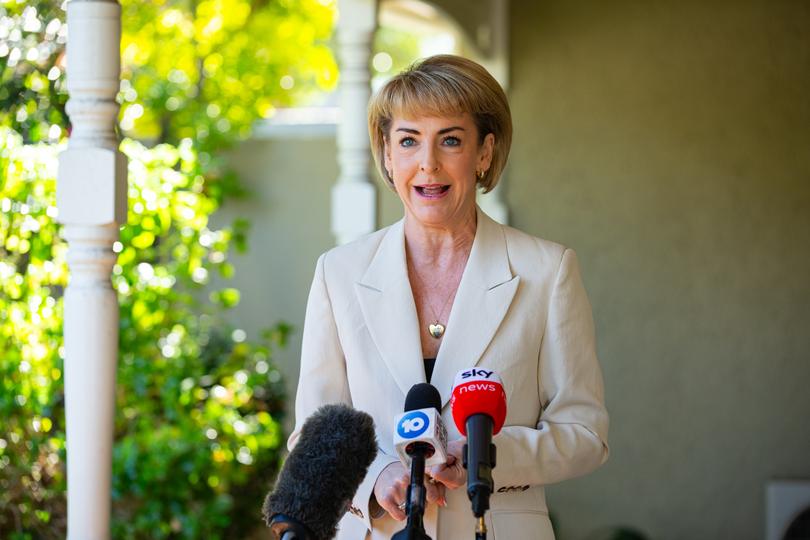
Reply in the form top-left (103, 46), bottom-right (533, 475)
top-left (373, 461), bottom-right (447, 521)
top-left (428, 439), bottom-right (467, 490)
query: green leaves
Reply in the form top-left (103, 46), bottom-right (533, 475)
top-left (0, 130), bottom-right (290, 538)
top-left (2, 0), bottom-right (340, 535)
top-left (210, 288), bottom-right (241, 308)
top-left (0, 1), bottom-right (69, 143)
top-left (118, 0), bottom-right (338, 151)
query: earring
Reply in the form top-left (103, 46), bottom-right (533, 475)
top-left (476, 170), bottom-right (486, 180)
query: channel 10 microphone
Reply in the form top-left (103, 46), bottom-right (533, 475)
top-left (393, 384), bottom-right (448, 469)
top-left (450, 368), bottom-right (507, 518)
top-left (262, 404), bottom-right (378, 540)
top-left (392, 383), bottom-right (447, 540)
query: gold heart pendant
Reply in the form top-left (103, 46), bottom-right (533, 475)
top-left (428, 323), bottom-right (445, 339)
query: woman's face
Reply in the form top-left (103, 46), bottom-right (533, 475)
top-left (385, 113), bottom-right (494, 230)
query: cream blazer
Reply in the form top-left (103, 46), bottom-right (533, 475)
top-left (290, 207), bottom-right (609, 540)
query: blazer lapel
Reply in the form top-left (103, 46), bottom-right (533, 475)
top-left (355, 219), bottom-right (425, 398)
top-left (431, 208), bottom-right (520, 408)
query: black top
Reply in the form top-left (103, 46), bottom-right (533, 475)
top-left (424, 358), bottom-right (436, 384)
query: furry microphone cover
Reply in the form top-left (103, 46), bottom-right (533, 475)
top-left (263, 404), bottom-right (378, 540)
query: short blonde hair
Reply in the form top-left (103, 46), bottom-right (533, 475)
top-left (368, 54), bottom-right (512, 193)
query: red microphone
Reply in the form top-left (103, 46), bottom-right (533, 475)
top-left (450, 368), bottom-right (507, 519)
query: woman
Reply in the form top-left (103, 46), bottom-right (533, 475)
top-left (290, 55), bottom-right (609, 539)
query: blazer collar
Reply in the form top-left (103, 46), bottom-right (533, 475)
top-left (355, 207), bottom-right (520, 408)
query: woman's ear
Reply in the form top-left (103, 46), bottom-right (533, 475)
top-left (383, 142), bottom-right (393, 177)
top-left (479, 133), bottom-right (495, 171)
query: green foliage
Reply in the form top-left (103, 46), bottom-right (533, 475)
top-left (0, 128), bottom-right (291, 539)
top-left (0, 130), bottom-right (67, 539)
top-left (1, 0), bottom-right (338, 537)
top-left (1, 0), bottom-right (338, 152)
top-left (1, 0), bottom-right (339, 201)
top-left (119, 0), bottom-right (337, 151)
top-left (0, 1), bottom-right (68, 143)
top-left (112, 138), bottom-right (291, 539)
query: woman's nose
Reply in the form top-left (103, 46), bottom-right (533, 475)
top-left (419, 148), bottom-right (440, 172)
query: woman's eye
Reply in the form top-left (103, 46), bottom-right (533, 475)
top-left (442, 136), bottom-right (461, 146)
top-left (399, 137), bottom-right (416, 147)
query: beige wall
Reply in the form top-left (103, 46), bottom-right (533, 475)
top-left (508, 1), bottom-right (810, 539)
top-left (212, 133), bottom-right (339, 410)
top-left (218, 1), bottom-right (810, 538)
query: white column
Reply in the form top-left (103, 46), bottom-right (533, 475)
top-left (332, 0), bottom-right (377, 245)
top-left (56, 2), bottom-right (127, 539)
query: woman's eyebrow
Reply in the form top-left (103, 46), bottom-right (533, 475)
top-left (394, 126), bottom-right (465, 135)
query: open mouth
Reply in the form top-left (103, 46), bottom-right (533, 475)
top-left (415, 185), bottom-right (450, 197)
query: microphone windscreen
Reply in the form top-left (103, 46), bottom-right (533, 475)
top-left (450, 368), bottom-right (507, 435)
top-left (262, 404), bottom-right (377, 540)
top-left (404, 383), bottom-right (441, 412)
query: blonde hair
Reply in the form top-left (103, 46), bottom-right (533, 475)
top-left (368, 54), bottom-right (512, 193)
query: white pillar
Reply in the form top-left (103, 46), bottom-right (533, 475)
top-left (332, 0), bottom-right (377, 245)
top-left (56, 2), bottom-right (127, 539)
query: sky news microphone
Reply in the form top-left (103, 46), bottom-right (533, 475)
top-left (392, 383), bottom-right (446, 540)
top-left (450, 368), bottom-right (507, 519)
top-left (262, 404), bottom-right (377, 540)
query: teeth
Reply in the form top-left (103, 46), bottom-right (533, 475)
top-left (421, 186), bottom-right (445, 194)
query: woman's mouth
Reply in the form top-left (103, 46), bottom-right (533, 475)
top-left (415, 185), bottom-right (450, 199)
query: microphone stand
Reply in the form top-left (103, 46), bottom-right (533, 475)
top-left (393, 443), bottom-right (432, 540)
top-left (463, 414), bottom-right (496, 540)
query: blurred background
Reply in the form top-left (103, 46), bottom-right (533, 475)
top-left (1, 1), bottom-right (808, 539)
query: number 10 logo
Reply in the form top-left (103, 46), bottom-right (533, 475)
top-left (397, 411), bottom-right (429, 439)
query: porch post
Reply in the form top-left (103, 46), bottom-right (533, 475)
top-left (332, 0), bottom-right (377, 245)
top-left (56, 1), bottom-right (127, 539)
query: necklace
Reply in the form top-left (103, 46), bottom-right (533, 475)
top-left (410, 268), bottom-right (456, 339)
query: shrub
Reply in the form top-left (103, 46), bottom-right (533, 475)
top-left (1, 0), bottom-right (338, 535)
top-left (0, 129), bottom-right (290, 539)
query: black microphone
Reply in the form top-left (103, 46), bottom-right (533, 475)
top-left (392, 383), bottom-right (442, 540)
top-left (262, 404), bottom-right (378, 540)
top-left (450, 368), bottom-right (507, 536)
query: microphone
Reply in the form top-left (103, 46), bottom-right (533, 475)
top-left (262, 404), bottom-right (378, 540)
top-left (450, 368), bottom-right (507, 519)
top-left (392, 383), bottom-right (446, 540)
top-left (393, 389), bottom-right (448, 469)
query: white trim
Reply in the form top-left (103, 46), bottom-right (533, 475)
top-left (252, 107), bottom-right (339, 139)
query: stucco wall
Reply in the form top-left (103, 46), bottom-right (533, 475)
top-left (507, 2), bottom-right (810, 539)
top-left (217, 1), bottom-right (809, 538)
top-left (212, 133), bottom-right (339, 409)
